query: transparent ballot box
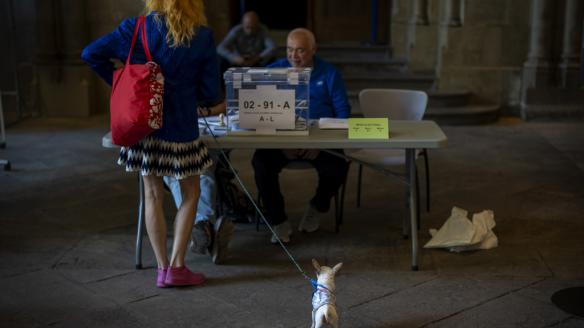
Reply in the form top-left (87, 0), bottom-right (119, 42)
top-left (224, 67), bottom-right (311, 135)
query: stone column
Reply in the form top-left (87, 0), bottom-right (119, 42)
top-left (439, 0), bottom-right (463, 28)
top-left (414, 0), bottom-right (429, 25)
top-left (522, 0), bottom-right (555, 89)
top-left (434, 0), bottom-right (452, 89)
top-left (35, 0), bottom-right (59, 68)
top-left (405, 0), bottom-right (426, 60)
top-left (447, 0), bottom-right (464, 27)
top-left (559, 0), bottom-right (584, 88)
top-left (386, 0), bottom-right (395, 57)
top-left (36, 0), bottom-right (94, 117)
top-left (520, 0), bottom-right (584, 120)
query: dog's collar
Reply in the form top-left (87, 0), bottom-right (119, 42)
top-left (311, 279), bottom-right (331, 293)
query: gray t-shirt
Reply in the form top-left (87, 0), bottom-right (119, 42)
top-left (217, 24), bottom-right (276, 64)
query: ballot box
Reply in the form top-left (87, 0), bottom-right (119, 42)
top-left (224, 67), bottom-right (311, 135)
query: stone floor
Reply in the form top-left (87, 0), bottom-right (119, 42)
top-left (1, 116), bottom-right (583, 327)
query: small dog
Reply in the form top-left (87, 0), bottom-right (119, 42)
top-left (311, 259), bottom-right (343, 328)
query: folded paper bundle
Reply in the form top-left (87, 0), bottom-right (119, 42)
top-left (318, 117), bottom-right (348, 129)
top-left (424, 206), bottom-right (498, 252)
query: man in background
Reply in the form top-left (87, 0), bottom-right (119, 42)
top-left (217, 11), bottom-right (277, 68)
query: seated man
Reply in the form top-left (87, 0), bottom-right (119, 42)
top-left (164, 101), bottom-right (234, 264)
top-left (217, 11), bottom-right (276, 68)
top-left (252, 28), bottom-right (351, 244)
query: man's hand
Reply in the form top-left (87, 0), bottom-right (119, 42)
top-left (298, 149), bottom-right (320, 160)
top-left (282, 149), bottom-right (298, 160)
top-left (243, 55), bottom-right (261, 66)
top-left (232, 56), bottom-right (245, 66)
top-left (197, 106), bottom-right (211, 117)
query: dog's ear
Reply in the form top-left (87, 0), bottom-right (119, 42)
top-left (312, 258), bottom-right (321, 273)
top-left (332, 262), bottom-right (343, 274)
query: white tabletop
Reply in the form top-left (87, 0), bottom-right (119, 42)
top-left (203, 120), bottom-right (447, 150)
top-left (102, 120), bottom-right (447, 150)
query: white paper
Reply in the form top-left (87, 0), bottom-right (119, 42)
top-left (424, 207), bottom-right (498, 252)
top-left (319, 118), bottom-right (348, 129)
top-left (238, 85), bottom-right (295, 130)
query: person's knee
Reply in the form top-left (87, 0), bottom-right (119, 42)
top-left (144, 188), bottom-right (164, 204)
top-left (252, 151), bottom-right (268, 171)
top-left (252, 150), bottom-right (283, 174)
top-left (320, 159), bottom-right (348, 179)
top-left (178, 176), bottom-right (200, 205)
top-left (143, 178), bottom-right (165, 204)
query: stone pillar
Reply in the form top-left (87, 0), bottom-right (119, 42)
top-left (434, 0), bottom-right (452, 90)
top-left (520, 0), bottom-right (584, 120)
top-left (581, 20), bottom-right (584, 85)
top-left (405, 0), bottom-right (425, 60)
top-left (414, 0), bottom-right (429, 25)
top-left (559, 0), bottom-right (583, 88)
top-left (447, 0), bottom-right (464, 27)
top-left (385, 0), bottom-right (395, 57)
top-left (522, 0), bottom-right (555, 89)
top-left (36, 0), bottom-right (94, 117)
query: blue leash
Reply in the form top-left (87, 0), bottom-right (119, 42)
top-left (201, 116), bottom-right (314, 284)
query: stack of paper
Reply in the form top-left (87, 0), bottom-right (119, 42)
top-left (319, 118), bottom-right (348, 129)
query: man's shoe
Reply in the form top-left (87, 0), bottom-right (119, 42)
top-left (298, 204), bottom-right (320, 232)
top-left (270, 221), bottom-right (292, 244)
top-left (212, 216), bottom-right (235, 264)
top-left (164, 266), bottom-right (206, 287)
top-left (190, 220), bottom-right (212, 254)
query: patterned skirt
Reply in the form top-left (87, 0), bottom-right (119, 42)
top-left (117, 135), bottom-right (212, 180)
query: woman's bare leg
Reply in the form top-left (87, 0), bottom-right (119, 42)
top-left (142, 175), bottom-right (169, 269)
top-left (169, 175), bottom-right (200, 268)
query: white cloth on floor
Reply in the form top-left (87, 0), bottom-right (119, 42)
top-left (424, 206), bottom-right (498, 252)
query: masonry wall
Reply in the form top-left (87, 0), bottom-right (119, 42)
top-left (3, 0), bottom-right (577, 120)
top-left (391, 0), bottom-right (531, 110)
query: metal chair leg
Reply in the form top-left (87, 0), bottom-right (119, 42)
top-left (0, 91), bottom-right (11, 170)
top-left (415, 166), bottom-right (421, 231)
top-left (135, 175), bottom-right (145, 270)
top-left (356, 164), bottom-right (363, 207)
top-left (423, 149), bottom-right (430, 212)
top-left (334, 161), bottom-right (350, 233)
top-left (0, 159), bottom-right (10, 171)
top-left (403, 159), bottom-right (411, 239)
top-left (333, 193), bottom-right (340, 233)
top-left (338, 177), bottom-right (347, 230)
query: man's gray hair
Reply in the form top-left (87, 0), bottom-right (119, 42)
top-left (288, 28), bottom-right (316, 50)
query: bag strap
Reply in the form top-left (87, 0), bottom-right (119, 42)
top-left (125, 16), bottom-right (153, 65)
top-left (140, 17), bottom-right (153, 62)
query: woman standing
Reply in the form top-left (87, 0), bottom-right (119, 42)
top-left (82, 0), bottom-right (221, 288)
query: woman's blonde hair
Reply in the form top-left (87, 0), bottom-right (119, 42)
top-left (145, 0), bottom-right (207, 48)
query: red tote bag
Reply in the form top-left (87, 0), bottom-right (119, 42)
top-left (110, 16), bottom-right (164, 147)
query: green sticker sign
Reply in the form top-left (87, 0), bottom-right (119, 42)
top-left (348, 118), bottom-right (389, 139)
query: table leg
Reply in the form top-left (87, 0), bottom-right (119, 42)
top-left (407, 149), bottom-right (419, 271)
top-left (135, 174), bottom-right (145, 269)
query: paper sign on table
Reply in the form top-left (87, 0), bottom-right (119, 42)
top-left (348, 118), bottom-right (389, 139)
top-left (238, 85), bottom-right (295, 130)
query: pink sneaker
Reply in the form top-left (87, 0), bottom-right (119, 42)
top-left (156, 267), bottom-right (168, 288)
top-left (164, 266), bottom-right (206, 287)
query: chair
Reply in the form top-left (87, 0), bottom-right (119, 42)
top-left (256, 159), bottom-right (349, 233)
top-left (0, 91), bottom-right (12, 171)
top-left (349, 89), bottom-right (431, 223)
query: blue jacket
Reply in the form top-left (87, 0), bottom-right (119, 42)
top-left (81, 14), bottom-right (221, 142)
top-left (268, 57), bottom-right (351, 119)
